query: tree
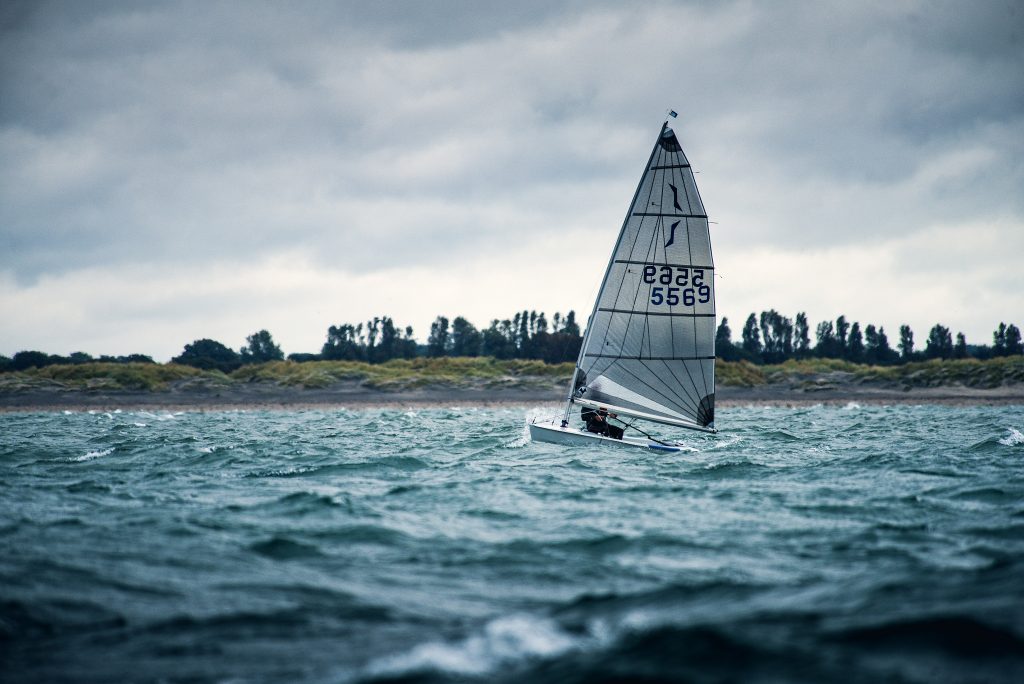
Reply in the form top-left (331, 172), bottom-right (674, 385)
top-left (322, 324), bottom-right (363, 361)
top-left (864, 324), bottom-right (897, 365)
top-left (925, 324), bottom-right (953, 360)
top-left (1007, 324), bottom-right (1023, 355)
top-left (449, 317), bottom-right (482, 356)
top-left (954, 332), bottom-right (968, 359)
top-left (715, 317), bottom-right (732, 347)
top-left (741, 313), bottom-right (762, 357)
top-left (11, 351), bottom-right (51, 371)
top-left (993, 323), bottom-right (1008, 356)
top-left (173, 339), bottom-right (241, 373)
top-left (794, 312), bottom-right (811, 358)
top-left (517, 310), bottom-right (530, 357)
top-left (482, 320), bottom-right (515, 359)
top-left (427, 316), bottom-right (450, 357)
top-left (835, 316), bottom-right (850, 358)
top-left (370, 316), bottom-right (413, 362)
top-left (402, 325), bottom-right (418, 359)
top-left (561, 311), bottom-right (581, 337)
top-left (864, 324), bottom-right (880, 364)
top-left (240, 330), bottom-right (283, 364)
top-left (875, 327), bottom-right (897, 364)
top-left (757, 310), bottom-right (793, 364)
top-left (899, 325), bottom-right (914, 362)
top-left (815, 321), bottom-right (838, 358)
top-left (715, 317), bottom-right (743, 361)
top-left (847, 322), bottom-right (864, 362)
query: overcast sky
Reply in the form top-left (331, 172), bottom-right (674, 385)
top-left (2, 0), bottom-right (1022, 360)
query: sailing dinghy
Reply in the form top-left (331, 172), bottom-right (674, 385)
top-left (530, 117), bottom-right (717, 451)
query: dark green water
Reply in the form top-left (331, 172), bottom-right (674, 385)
top-left (1, 404), bottom-right (1023, 683)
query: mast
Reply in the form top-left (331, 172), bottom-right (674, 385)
top-left (561, 122), bottom-right (670, 427)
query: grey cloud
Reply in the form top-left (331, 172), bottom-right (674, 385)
top-left (1, 0), bottom-right (1022, 284)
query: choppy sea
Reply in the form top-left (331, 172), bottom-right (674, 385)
top-left (1, 403), bottom-right (1023, 683)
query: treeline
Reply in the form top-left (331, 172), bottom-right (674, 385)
top-left (0, 311), bottom-right (584, 373)
top-left (0, 351), bottom-right (155, 372)
top-left (716, 311), bottom-right (1023, 365)
top-left (316, 310), bottom-right (582, 364)
top-left (5, 309), bottom-right (1021, 374)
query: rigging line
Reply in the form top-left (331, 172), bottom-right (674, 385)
top-left (612, 416), bottom-right (674, 446)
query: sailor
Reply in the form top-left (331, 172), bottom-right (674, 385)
top-left (582, 406), bottom-right (624, 440)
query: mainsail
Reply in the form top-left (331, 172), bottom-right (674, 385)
top-left (569, 123), bottom-right (715, 431)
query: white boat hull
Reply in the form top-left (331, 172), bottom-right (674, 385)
top-left (529, 418), bottom-right (689, 452)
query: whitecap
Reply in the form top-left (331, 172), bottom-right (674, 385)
top-left (366, 614), bottom-right (579, 678)
top-left (72, 447), bottom-right (114, 462)
top-left (63, 410), bottom-right (73, 415)
top-left (998, 427), bottom-right (1024, 446)
top-left (843, 402), bottom-right (861, 410)
top-left (503, 433), bottom-right (530, 449)
top-left (196, 446), bottom-right (215, 454)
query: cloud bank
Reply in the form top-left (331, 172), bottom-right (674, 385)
top-left (1, 0), bottom-right (1021, 359)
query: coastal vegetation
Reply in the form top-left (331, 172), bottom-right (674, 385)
top-left (1, 310), bottom-right (1022, 393)
top-left (2, 356), bottom-right (1023, 395)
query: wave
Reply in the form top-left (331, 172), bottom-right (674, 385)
top-left (364, 614), bottom-right (580, 679)
top-left (998, 427), bottom-right (1024, 446)
top-left (357, 608), bottom-right (1024, 684)
top-left (70, 447), bottom-right (114, 462)
top-left (248, 536), bottom-right (326, 560)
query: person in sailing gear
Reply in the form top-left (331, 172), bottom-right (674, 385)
top-left (581, 406), bottom-right (624, 440)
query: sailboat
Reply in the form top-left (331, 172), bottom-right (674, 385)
top-left (530, 116), bottom-right (717, 451)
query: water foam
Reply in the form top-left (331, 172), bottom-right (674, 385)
top-left (72, 447), bottom-right (114, 462)
top-left (366, 614), bottom-right (580, 677)
top-left (998, 428), bottom-right (1024, 446)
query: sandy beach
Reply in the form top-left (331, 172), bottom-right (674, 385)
top-left (2, 380), bottom-right (1022, 412)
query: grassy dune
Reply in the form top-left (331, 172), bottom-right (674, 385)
top-left (0, 358), bottom-right (574, 393)
top-left (1, 356), bottom-right (1022, 394)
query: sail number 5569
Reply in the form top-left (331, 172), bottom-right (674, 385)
top-left (642, 265), bottom-right (710, 307)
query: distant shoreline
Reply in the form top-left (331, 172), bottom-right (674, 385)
top-left (2, 383), bottom-right (1022, 413)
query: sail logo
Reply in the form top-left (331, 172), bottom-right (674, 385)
top-left (668, 183), bottom-right (683, 211)
top-left (665, 220), bottom-right (680, 248)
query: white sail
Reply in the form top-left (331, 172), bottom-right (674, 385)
top-left (572, 123), bottom-right (715, 429)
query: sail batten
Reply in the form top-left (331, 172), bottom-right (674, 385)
top-left (631, 212), bottom-right (707, 218)
top-left (570, 122), bottom-right (716, 431)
